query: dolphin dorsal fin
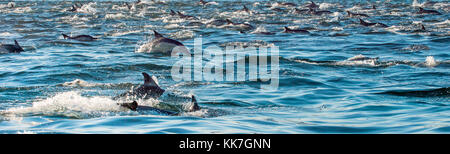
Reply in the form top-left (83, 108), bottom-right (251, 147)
top-left (153, 30), bottom-right (163, 38)
top-left (142, 72), bottom-right (160, 87)
top-left (372, 5), bottom-right (376, 10)
top-left (284, 26), bottom-right (291, 31)
top-left (359, 18), bottom-right (366, 24)
top-left (421, 24), bottom-right (426, 30)
top-left (419, 7), bottom-right (424, 11)
top-left (225, 19), bottom-right (233, 24)
top-left (14, 40), bottom-right (20, 47)
top-left (189, 95), bottom-right (200, 111)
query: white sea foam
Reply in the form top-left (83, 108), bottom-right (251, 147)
top-left (1, 91), bottom-right (127, 119)
top-left (425, 56), bottom-right (438, 67)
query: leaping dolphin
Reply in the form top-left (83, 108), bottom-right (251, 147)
top-left (141, 30), bottom-right (187, 54)
top-left (62, 34), bottom-right (97, 41)
top-left (0, 40), bottom-right (24, 53)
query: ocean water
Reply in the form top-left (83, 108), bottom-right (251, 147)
top-left (0, 0), bottom-right (449, 134)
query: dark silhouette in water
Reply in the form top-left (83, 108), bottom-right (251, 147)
top-left (306, 1), bottom-right (319, 9)
top-left (377, 87), bottom-right (449, 98)
top-left (66, 3), bottom-right (83, 12)
top-left (116, 72), bottom-right (201, 114)
top-left (115, 72), bottom-right (165, 100)
top-left (199, 0), bottom-right (209, 6)
top-left (176, 11), bottom-right (197, 19)
top-left (118, 95), bottom-right (200, 115)
top-left (347, 11), bottom-right (369, 17)
top-left (417, 7), bottom-right (441, 15)
top-left (225, 19), bottom-right (254, 29)
top-left (169, 9), bottom-right (177, 16)
top-left (0, 40), bottom-right (24, 53)
top-left (283, 26), bottom-right (309, 34)
top-left (307, 8), bottom-right (332, 15)
top-left (421, 24), bottom-right (426, 31)
top-left (62, 34), bottom-right (97, 41)
top-left (359, 18), bottom-right (388, 27)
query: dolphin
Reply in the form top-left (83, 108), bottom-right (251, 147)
top-left (125, 2), bottom-right (132, 10)
top-left (62, 34), bottom-right (97, 41)
top-left (67, 3), bottom-right (83, 12)
top-left (417, 7), bottom-right (441, 15)
top-left (116, 72), bottom-right (201, 114)
top-left (0, 40), bottom-right (24, 53)
top-left (177, 11), bottom-right (197, 20)
top-left (199, 0), bottom-right (209, 6)
top-left (306, 1), bottom-right (319, 9)
top-left (169, 9), bottom-right (177, 16)
top-left (118, 95), bottom-right (200, 115)
top-left (66, 5), bottom-right (78, 12)
top-left (283, 27), bottom-right (309, 34)
top-left (278, 2), bottom-right (297, 7)
top-left (142, 30), bottom-right (187, 54)
top-left (359, 18), bottom-right (388, 27)
top-left (293, 8), bottom-right (309, 14)
top-left (115, 72), bottom-right (165, 100)
top-left (307, 8), bottom-right (332, 15)
top-left (239, 5), bottom-right (252, 13)
top-left (347, 11), bottom-right (369, 17)
top-left (225, 19), bottom-right (254, 29)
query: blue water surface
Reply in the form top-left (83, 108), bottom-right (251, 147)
top-left (0, 0), bottom-right (449, 134)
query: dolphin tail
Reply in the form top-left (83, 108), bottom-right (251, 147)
top-left (62, 34), bottom-right (70, 39)
top-left (118, 101), bottom-right (138, 111)
top-left (153, 30), bottom-right (163, 38)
